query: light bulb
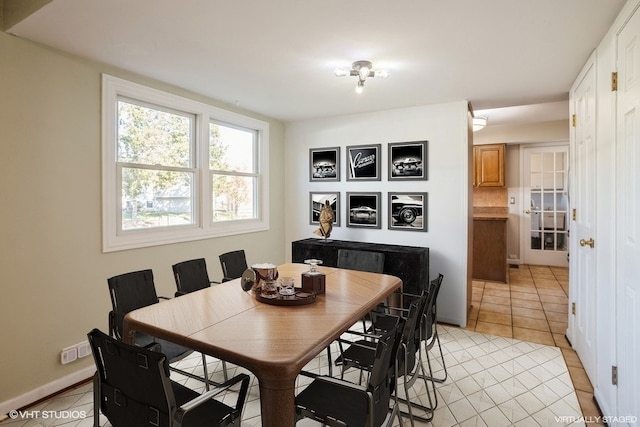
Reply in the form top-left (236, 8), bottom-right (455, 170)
top-left (374, 69), bottom-right (390, 79)
top-left (355, 80), bottom-right (364, 94)
top-left (358, 66), bottom-right (370, 80)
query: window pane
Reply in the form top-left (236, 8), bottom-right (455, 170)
top-left (210, 122), bottom-right (255, 172)
top-left (212, 174), bottom-right (256, 221)
top-left (118, 100), bottom-right (192, 167)
top-left (121, 167), bottom-right (194, 230)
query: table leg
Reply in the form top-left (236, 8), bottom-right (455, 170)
top-left (258, 377), bottom-right (296, 427)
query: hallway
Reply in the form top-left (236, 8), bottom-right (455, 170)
top-left (467, 265), bottom-right (602, 424)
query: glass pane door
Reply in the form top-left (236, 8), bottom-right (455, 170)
top-left (524, 145), bottom-right (569, 266)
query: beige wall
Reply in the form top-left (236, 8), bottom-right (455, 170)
top-left (0, 32), bottom-right (286, 405)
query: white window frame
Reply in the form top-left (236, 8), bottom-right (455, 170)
top-left (102, 74), bottom-right (269, 252)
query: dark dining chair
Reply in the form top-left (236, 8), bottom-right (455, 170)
top-left (337, 248), bottom-right (385, 273)
top-left (336, 295), bottom-right (436, 425)
top-left (295, 321), bottom-right (402, 427)
top-left (218, 250), bottom-right (248, 282)
top-left (171, 258), bottom-right (230, 380)
top-left (107, 269), bottom-right (211, 387)
top-left (88, 328), bottom-right (249, 427)
top-left (172, 258), bottom-right (215, 296)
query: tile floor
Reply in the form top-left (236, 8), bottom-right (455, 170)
top-left (467, 265), bottom-right (602, 425)
top-left (1, 264), bottom-right (599, 427)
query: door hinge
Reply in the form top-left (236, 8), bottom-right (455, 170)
top-left (571, 114), bottom-right (577, 127)
top-left (572, 302), bottom-right (576, 315)
top-left (612, 365), bottom-right (618, 385)
top-left (572, 209), bottom-right (577, 221)
top-left (611, 72), bottom-right (618, 91)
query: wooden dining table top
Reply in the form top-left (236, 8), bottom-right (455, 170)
top-left (123, 262), bottom-right (402, 427)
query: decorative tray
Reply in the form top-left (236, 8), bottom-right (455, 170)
top-left (254, 289), bottom-right (316, 306)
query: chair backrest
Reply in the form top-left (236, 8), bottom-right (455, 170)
top-left (88, 328), bottom-right (176, 427)
top-left (367, 320), bottom-right (402, 427)
top-left (172, 258), bottom-right (211, 296)
top-left (423, 273), bottom-right (444, 342)
top-left (107, 269), bottom-right (158, 339)
top-left (337, 249), bottom-right (385, 273)
top-left (398, 296), bottom-right (425, 374)
top-left (219, 250), bottom-right (248, 282)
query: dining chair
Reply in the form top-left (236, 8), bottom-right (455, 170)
top-left (336, 296), bottom-right (435, 425)
top-left (218, 250), bottom-right (248, 282)
top-left (88, 328), bottom-right (249, 427)
top-left (295, 321), bottom-right (402, 427)
top-left (107, 269), bottom-right (211, 388)
top-left (421, 273), bottom-right (447, 385)
top-left (171, 258), bottom-right (229, 381)
top-left (172, 258), bottom-right (215, 296)
top-left (337, 248), bottom-right (385, 273)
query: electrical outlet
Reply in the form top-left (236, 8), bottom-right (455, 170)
top-left (61, 346), bottom-right (78, 365)
top-left (76, 341), bottom-right (91, 359)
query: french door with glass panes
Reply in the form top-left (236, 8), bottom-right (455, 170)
top-left (522, 144), bottom-right (569, 267)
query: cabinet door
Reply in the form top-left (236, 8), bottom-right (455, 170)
top-left (474, 144), bottom-right (505, 187)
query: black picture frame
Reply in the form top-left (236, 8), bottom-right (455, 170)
top-left (346, 144), bottom-right (381, 181)
top-left (388, 192), bottom-right (428, 232)
top-left (309, 192), bottom-right (340, 226)
top-left (309, 147), bottom-right (340, 182)
top-left (388, 140), bottom-right (428, 181)
top-left (347, 192), bottom-right (382, 229)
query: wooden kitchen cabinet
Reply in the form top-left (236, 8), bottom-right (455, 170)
top-left (473, 144), bottom-right (505, 187)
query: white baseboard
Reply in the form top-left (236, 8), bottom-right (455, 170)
top-left (0, 366), bottom-right (95, 418)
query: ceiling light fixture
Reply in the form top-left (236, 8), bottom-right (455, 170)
top-left (473, 116), bottom-right (488, 132)
top-left (334, 60), bottom-right (389, 94)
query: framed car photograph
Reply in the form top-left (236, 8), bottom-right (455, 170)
top-left (347, 192), bottom-right (381, 229)
top-left (309, 147), bottom-right (340, 182)
top-left (388, 192), bottom-right (428, 232)
top-left (309, 192), bottom-right (340, 226)
top-left (346, 144), bottom-right (381, 181)
top-left (388, 140), bottom-right (428, 181)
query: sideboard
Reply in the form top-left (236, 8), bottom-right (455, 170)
top-left (291, 238), bottom-right (429, 296)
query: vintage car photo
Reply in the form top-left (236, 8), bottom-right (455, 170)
top-left (310, 192), bottom-right (339, 225)
top-left (309, 147), bottom-right (340, 181)
top-left (388, 141), bottom-right (428, 180)
top-left (347, 192), bottom-right (381, 228)
top-left (389, 192), bottom-right (428, 231)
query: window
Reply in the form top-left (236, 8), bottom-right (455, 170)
top-left (102, 75), bottom-right (269, 252)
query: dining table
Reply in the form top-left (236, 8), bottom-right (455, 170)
top-left (123, 262), bottom-right (402, 427)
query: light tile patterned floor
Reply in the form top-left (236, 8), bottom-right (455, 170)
top-left (468, 265), bottom-right (602, 425)
top-left (1, 324), bottom-right (584, 426)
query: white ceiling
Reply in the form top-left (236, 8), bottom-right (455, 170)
top-left (7, 0), bottom-right (626, 125)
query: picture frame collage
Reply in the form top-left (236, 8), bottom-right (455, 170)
top-left (309, 141), bottom-right (429, 232)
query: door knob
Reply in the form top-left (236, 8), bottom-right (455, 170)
top-left (524, 209), bottom-right (531, 214)
top-left (580, 238), bottom-right (595, 248)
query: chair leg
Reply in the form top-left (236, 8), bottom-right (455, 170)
top-left (396, 347), bottom-right (435, 425)
top-left (201, 353), bottom-right (210, 391)
top-left (93, 373), bottom-right (100, 427)
top-left (430, 329), bottom-right (448, 383)
top-left (221, 360), bottom-right (229, 381)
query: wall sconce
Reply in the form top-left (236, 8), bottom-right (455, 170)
top-left (334, 60), bottom-right (389, 94)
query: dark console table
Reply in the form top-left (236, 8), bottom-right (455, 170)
top-left (291, 238), bottom-right (429, 296)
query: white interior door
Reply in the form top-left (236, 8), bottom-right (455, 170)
top-left (521, 144), bottom-right (569, 267)
top-left (569, 58), bottom-right (597, 382)
top-left (616, 9), bottom-right (640, 419)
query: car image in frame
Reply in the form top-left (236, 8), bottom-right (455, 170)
top-left (347, 192), bottom-right (381, 229)
top-left (309, 147), bottom-right (340, 181)
top-left (388, 140), bottom-right (428, 181)
top-left (389, 192), bottom-right (428, 232)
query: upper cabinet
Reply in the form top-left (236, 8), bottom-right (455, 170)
top-left (473, 143), bottom-right (505, 187)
